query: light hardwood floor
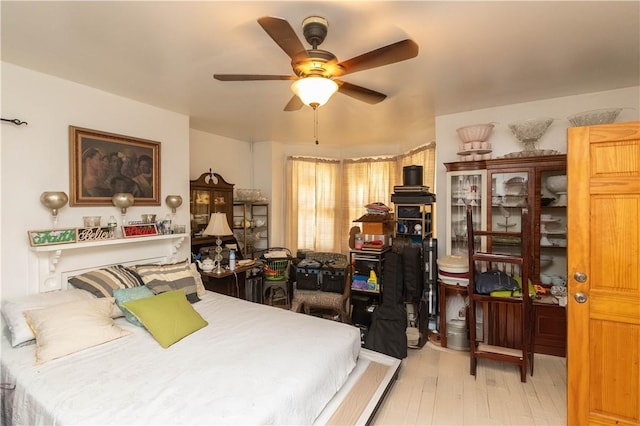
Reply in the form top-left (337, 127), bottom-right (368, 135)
top-left (371, 342), bottom-right (567, 425)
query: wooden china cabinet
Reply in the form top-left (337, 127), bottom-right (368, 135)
top-left (444, 154), bottom-right (567, 356)
top-left (189, 171), bottom-right (235, 256)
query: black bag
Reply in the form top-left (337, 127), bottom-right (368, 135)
top-left (364, 251), bottom-right (408, 359)
top-left (320, 270), bottom-right (344, 293)
top-left (475, 270), bottom-right (519, 295)
top-left (364, 304), bottom-right (408, 359)
top-left (401, 246), bottom-right (423, 302)
top-left (296, 266), bottom-right (320, 290)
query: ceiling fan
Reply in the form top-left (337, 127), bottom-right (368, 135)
top-left (213, 16), bottom-right (419, 111)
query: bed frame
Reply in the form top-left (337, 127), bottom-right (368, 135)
top-left (19, 236), bottom-right (401, 424)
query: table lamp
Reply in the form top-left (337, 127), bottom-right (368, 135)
top-left (202, 212), bottom-right (233, 274)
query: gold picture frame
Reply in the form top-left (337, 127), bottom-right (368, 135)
top-left (69, 126), bottom-right (161, 206)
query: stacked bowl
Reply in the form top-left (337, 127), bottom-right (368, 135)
top-left (456, 123), bottom-right (494, 161)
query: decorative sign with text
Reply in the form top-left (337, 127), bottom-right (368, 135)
top-left (28, 228), bottom-right (78, 247)
top-left (122, 223), bottom-right (159, 238)
top-left (76, 227), bottom-right (115, 242)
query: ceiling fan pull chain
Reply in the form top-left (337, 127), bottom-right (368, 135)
top-left (314, 107), bottom-right (319, 145)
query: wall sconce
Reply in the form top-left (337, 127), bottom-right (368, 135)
top-left (165, 195), bottom-right (183, 213)
top-left (40, 191), bottom-right (68, 228)
top-left (112, 192), bottom-right (134, 225)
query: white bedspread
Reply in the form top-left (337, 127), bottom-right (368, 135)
top-left (1, 291), bottom-right (361, 425)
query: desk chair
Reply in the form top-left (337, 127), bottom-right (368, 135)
top-left (466, 204), bottom-right (535, 382)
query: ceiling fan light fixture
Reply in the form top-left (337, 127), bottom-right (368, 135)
top-left (291, 76), bottom-right (338, 108)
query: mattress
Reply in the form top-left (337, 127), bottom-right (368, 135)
top-left (1, 291), bottom-right (361, 425)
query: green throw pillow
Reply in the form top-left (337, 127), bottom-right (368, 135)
top-left (123, 290), bottom-right (208, 348)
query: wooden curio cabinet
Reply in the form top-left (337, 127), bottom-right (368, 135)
top-left (443, 154), bottom-right (568, 356)
top-left (190, 171), bottom-right (234, 255)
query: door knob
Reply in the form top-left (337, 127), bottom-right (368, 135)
top-left (574, 292), bottom-right (588, 303)
top-left (574, 271), bottom-right (588, 283)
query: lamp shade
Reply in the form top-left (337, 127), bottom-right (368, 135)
top-left (291, 76), bottom-right (338, 108)
top-left (202, 213), bottom-right (233, 237)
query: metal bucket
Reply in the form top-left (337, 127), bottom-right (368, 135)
top-left (446, 319), bottom-right (469, 351)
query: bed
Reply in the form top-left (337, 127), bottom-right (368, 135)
top-left (1, 259), bottom-right (400, 425)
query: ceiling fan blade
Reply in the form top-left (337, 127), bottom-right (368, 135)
top-left (336, 80), bottom-right (387, 104)
top-left (283, 95), bottom-right (304, 111)
top-left (335, 39), bottom-right (419, 76)
top-left (214, 74), bottom-right (296, 81)
top-left (257, 16), bottom-right (308, 60)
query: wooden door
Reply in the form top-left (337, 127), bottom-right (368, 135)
top-left (567, 121), bottom-right (640, 425)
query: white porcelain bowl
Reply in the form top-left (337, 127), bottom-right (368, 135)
top-left (546, 175), bottom-right (567, 193)
top-left (568, 108), bottom-right (622, 127)
top-left (456, 123), bottom-right (494, 143)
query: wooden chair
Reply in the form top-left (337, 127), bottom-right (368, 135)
top-left (466, 204), bottom-right (535, 382)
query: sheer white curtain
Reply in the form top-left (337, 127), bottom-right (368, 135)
top-left (341, 157), bottom-right (399, 251)
top-left (286, 143), bottom-right (435, 254)
top-left (286, 157), bottom-right (342, 253)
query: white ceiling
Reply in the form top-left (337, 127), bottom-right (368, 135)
top-left (2, 1), bottom-right (639, 147)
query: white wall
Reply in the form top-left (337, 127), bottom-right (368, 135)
top-left (434, 86), bottom-right (640, 258)
top-left (1, 63), bottom-right (192, 299)
top-left (189, 128), bottom-right (252, 186)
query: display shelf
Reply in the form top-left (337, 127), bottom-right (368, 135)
top-left (31, 233), bottom-right (186, 274)
top-left (445, 154), bottom-right (567, 357)
top-left (233, 202), bottom-right (269, 259)
top-left (30, 233), bottom-right (187, 293)
top-left (31, 233), bottom-right (186, 253)
top-left (393, 203), bottom-right (434, 243)
top-left (457, 149), bottom-right (493, 156)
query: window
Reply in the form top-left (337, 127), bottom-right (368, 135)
top-left (286, 143), bottom-right (435, 253)
top-left (285, 157), bottom-right (341, 252)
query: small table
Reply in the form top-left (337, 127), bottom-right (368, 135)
top-left (438, 281), bottom-right (469, 349)
top-left (200, 263), bottom-right (257, 299)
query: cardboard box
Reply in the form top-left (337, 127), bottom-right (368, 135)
top-left (362, 222), bottom-right (392, 235)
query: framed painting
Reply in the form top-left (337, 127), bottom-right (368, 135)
top-left (69, 126), bottom-right (161, 206)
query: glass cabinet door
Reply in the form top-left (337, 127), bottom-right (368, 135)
top-left (445, 170), bottom-right (487, 255)
top-left (539, 170), bottom-right (567, 286)
top-left (190, 189), bottom-right (211, 236)
top-left (487, 171), bottom-right (530, 256)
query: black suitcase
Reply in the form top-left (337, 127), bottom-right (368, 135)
top-left (320, 269), bottom-right (345, 293)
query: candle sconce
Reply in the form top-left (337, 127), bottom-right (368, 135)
top-left (40, 191), bottom-right (68, 228)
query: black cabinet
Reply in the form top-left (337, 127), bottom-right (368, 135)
top-left (349, 248), bottom-right (389, 328)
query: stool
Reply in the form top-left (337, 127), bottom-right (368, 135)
top-left (263, 279), bottom-right (290, 308)
top-left (261, 249), bottom-right (292, 309)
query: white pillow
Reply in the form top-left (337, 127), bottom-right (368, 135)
top-left (1, 289), bottom-right (95, 347)
top-left (23, 298), bottom-right (131, 365)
